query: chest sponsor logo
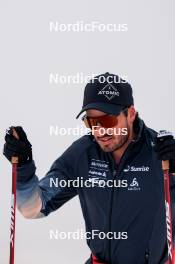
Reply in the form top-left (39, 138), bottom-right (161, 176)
top-left (123, 165), bottom-right (150, 172)
top-left (128, 178), bottom-right (141, 191)
top-left (88, 159), bottom-right (109, 185)
top-left (89, 170), bottom-right (107, 178)
top-left (90, 159), bottom-right (109, 170)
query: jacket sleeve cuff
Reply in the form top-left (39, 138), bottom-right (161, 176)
top-left (17, 160), bottom-right (36, 183)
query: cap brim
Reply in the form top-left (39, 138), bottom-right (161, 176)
top-left (76, 102), bottom-right (123, 119)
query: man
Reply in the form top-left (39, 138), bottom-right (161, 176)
top-left (3, 72), bottom-right (175, 264)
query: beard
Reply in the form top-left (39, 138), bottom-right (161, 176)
top-left (96, 122), bottom-right (130, 153)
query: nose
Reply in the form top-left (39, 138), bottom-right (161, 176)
top-left (92, 126), bottom-right (109, 137)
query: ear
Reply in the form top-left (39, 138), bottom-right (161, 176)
top-left (128, 106), bottom-right (136, 123)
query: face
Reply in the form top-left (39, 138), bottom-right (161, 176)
top-left (86, 106), bottom-right (136, 153)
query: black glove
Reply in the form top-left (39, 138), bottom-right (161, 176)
top-left (3, 126), bottom-right (32, 166)
top-left (154, 130), bottom-right (175, 173)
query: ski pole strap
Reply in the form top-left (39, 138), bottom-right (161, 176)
top-left (92, 255), bottom-right (107, 264)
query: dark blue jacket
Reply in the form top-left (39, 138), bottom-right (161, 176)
top-left (17, 117), bottom-right (175, 264)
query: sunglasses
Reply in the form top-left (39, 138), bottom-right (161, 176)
top-left (82, 108), bottom-right (128, 129)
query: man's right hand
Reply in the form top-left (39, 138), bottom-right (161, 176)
top-left (3, 126), bottom-right (32, 166)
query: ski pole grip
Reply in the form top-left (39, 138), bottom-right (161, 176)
top-left (162, 160), bottom-right (169, 171)
top-left (11, 128), bottom-right (19, 164)
top-left (157, 131), bottom-right (172, 172)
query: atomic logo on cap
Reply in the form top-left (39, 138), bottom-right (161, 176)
top-left (98, 83), bottom-right (120, 100)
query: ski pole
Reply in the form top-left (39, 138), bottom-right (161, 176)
top-left (9, 129), bottom-right (19, 264)
top-left (162, 160), bottom-right (174, 264)
top-left (158, 131), bottom-right (175, 264)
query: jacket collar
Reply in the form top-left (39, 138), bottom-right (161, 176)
top-left (132, 115), bottom-right (145, 143)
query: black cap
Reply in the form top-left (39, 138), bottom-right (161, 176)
top-left (76, 72), bottom-right (134, 118)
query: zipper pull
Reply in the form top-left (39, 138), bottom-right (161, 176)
top-left (113, 170), bottom-right (117, 177)
top-left (145, 251), bottom-right (149, 263)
